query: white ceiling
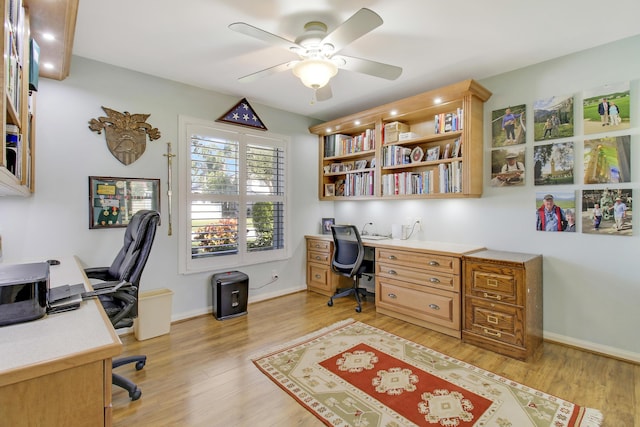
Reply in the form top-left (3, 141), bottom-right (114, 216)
top-left (72, 0), bottom-right (640, 122)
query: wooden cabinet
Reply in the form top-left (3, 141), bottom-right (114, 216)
top-left (309, 79), bottom-right (491, 200)
top-left (0, 0), bottom-right (34, 196)
top-left (462, 250), bottom-right (543, 360)
top-left (305, 237), bottom-right (349, 296)
top-left (375, 246), bottom-right (464, 338)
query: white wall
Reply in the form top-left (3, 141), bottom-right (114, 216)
top-left (0, 56), bottom-right (324, 320)
top-left (335, 35), bottom-right (640, 360)
top-left (2, 35), bottom-right (639, 361)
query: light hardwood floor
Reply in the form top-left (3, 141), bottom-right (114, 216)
top-left (112, 290), bottom-right (638, 426)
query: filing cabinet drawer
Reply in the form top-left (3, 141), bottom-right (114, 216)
top-left (376, 262), bottom-right (458, 292)
top-left (465, 262), bottom-right (522, 305)
top-left (464, 297), bottom-right (523, 347)
top-left (377, 277), bottom-right (459, 330)
top-left (377, 249), bottom-right (458, 274)
top-left (308, 250), bottom-right (330, 265)
top-left (307, 239), bottom-right (330, 252)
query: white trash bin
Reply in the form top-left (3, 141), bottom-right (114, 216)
top-left (134, 288), bottom-right (174, 341)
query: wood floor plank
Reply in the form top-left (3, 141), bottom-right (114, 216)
top-left (112, 291), bottom-right (635, 426)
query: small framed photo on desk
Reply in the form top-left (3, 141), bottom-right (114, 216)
top-left (322, 218), bottom-right (335, 234)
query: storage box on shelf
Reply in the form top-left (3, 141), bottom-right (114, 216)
top-left (1, 0), bottom-right (33, 196)
top-left (310, 79), bottom-right (491, 200)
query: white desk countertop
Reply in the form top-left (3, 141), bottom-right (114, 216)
top-left (306, 234), bottom-right (485, 255)
top-left (0, 256), bottom-right (122, 386)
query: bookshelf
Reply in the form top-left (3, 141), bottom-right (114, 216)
top-left (0, 0), bottom-right (33, 196)
top-left (309, 79), bottom-right (491, 200)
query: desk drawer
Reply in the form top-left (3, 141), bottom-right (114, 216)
top-left (376, 249), bottom-right (457, 274)
top-left (307, 250), bottom-right (330, 265)
top-left (376, 262), bottom-right (458, 292)
top-left (307, 239), bottom-right (331, 252)
top-left (376, 277), bottom-right (459, 329)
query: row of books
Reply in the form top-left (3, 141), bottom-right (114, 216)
top-left (380, 161), bottom-right (464, 195)
top-left (438, 162), bottom-right (463, 193)
top-left (382, 145), bottom-right (412, 166)
top-left (335, 171), bottom-right (375, 197)
top-left (323, 129), bottom-right (375, 157)
top-left (381, 170), bottom-right (434, 196)
top-left (435, 108), bottom-right (463, 134)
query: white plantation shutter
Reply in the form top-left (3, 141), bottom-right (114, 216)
top-left (179, 116), bottom-right (289, 273)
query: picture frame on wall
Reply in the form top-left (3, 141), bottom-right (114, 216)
top-left (583, 135), bottom-right (631, 184)
top-left (89, 176), bottom-right (160, 229)
top-left (533, 141), bottom-right (575, 186)
top-left (581, 188), bottom-right (632, 235)
top-left (491, 104), bottom-right (526, 147)
top-left (533, 94), bottom-right (574, 141)
top-left (583, 81), bottom-right (630, 134)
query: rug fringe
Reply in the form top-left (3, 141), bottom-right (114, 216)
top-left (579, 407), bottom-right (604, 427)
top-left (249, 318), bottom-right (357, 361)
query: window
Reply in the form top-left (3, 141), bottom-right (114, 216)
top-left (178, 116), bottom-right (290, 273)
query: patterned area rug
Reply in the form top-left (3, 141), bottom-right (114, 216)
top-left (251, 319), bottom-right (603, 427)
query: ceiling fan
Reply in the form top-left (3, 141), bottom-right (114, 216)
top-left (229, 8), bottom-right (402, 101)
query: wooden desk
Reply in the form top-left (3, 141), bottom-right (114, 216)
top-left (305, 235), bottom-right (484, 337)
top-left (0, 256), bottom-right (122, 427)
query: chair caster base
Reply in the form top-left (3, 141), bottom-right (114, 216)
top-left (327, 299), bottom-right (334, 307)
top-left (129, 388), bottom-right (142, 401)
top-left (355, 306), bottom-right (362, 313)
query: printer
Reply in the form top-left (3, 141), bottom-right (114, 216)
top-left (0, 262), bottom-right (49, 326)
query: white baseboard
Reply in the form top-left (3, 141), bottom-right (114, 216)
top-left (544, 331), bottom-right (640, 364)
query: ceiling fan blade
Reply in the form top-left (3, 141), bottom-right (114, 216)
top-left (238, 61), bottom-right (296, 83)
top-left (321, 8), bottom-right (383, 54)
top-left (229, 22), bottom-right (300, 51)
top-left (315, 84), bottom-right (333, 102)
top-left (336, 55), bottom-right (402, 80)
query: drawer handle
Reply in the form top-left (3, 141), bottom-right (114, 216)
top-left (315, 255), bottom-right (322, 260)
top-left (387, 293), bottom-right (397, 299)
top-left (487, 315), bottom-right (499, 324)
top-left (314, 274), bottom-right (321, 279)
top-left (315, 244), bottom-right (321, 248)
top-left (429, 277), bottom-right (440, 283)
top-left (483, 328), bottom-right (502, 338)
top-left (428, 260), bottom-right (440, 266)
top-left (387, 269), bottom-right (397, 275)
top-left (487, 278), bottom-right (498, 287)
top-left (387, 255), bottom-right (397, 260)
top-left (483, 292), bottom-right (502, 301)
top-left (428, 304), bottom-right (440, 310)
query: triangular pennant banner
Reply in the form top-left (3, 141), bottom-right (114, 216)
top-left (216, 98), bottom-right (267, 131)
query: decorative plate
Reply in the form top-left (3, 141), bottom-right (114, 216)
top-left (410, 146), bottom-right (424, 163)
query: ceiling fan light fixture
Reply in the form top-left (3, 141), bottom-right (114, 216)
top-left (293, 58), bottom-right (338, 89)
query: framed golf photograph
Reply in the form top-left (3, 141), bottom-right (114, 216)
top-left (583, 81), bottom-right (630, 134)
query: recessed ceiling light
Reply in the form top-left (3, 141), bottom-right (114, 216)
top-left (43, 63), bottom-right (54, 70)
top-left (354, 120), bottom-right (360, 125)
top-left (42, 33), bottom-right (55, 41)
top-left (390, 110), bottom-right (398, 116)
top-left (434, 98), bottom-right (442, 104)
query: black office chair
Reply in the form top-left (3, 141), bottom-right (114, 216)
top-left (84, 209), bottom-right (160, 401)
top-left (327, 224), bottom-right (370, 313)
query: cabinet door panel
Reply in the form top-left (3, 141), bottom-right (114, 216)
top-left (307, 263), bottom-right (331, 292)
top-left (465, 262), bottom-right (523, 305)
top-left (307, 239), bottom-right (330, 252)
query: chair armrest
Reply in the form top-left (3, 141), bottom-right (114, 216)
top-left (84, 267), bottom-right (111, 281)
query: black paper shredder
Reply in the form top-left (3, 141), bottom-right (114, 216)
top-left (211, 271), bottom-right (248, 320)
